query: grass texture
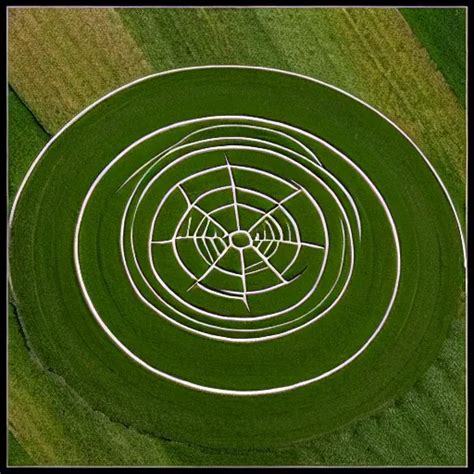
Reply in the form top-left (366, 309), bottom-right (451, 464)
top-left (400, 8), bottom-right (466, 105)
top-left (8, 431), bottom-right (36, 466)
top-left (8, 88), bottom-right (49, 203)
top-left (8, 290), bottom-right (466, 465)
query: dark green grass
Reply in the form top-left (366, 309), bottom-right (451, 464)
top-left (9, 295), bottom-right (465, 465)
top-left (78, 121), bottom-right (396, 384)
top-left (8, 87), bottom-right (49, 203)
top-left (400, 8), bottom-right (466, 105)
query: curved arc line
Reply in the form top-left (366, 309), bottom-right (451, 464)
top-left (169, 199), bottom-right (297, 302)
top-left (118, 134), bottom-right (346, 334)
top-left (169, 123), bottom-right (321, 165)
top-left (150, 170), bottom-right (298, 285)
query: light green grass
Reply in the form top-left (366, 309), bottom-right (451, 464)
top-left (9, 291), bottom-right (465, 465)
top-left (8, 430), bottom-right (36, 466)
top-left (8, 8), bottom-right (153, 133)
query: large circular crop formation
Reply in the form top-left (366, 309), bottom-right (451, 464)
top-left (9, 67), bottom-right (465, 448)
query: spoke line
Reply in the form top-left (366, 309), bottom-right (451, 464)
top-left (199, 220), bottom-right (215, 262)
top-left (187, 246), bottom-right (230, 291)
top-left (186, 216), bottom-right (192, 236)
top-left (256, 239), bottom-right (324, 249)
top-left (178, 184), bottom-right (191, 206)
top-left (256, 227), bottom-right (267, 249)
top-left (194, 205), bottom-right (229, 236)
top-left (203, 218), bottom-right (211, 236)
top-left (224, 153), bottom-right (241, 230)
top-left (151, 236), bottom-right (228, 244)
top-left (286, 221), bottom-right (292, 241)
top-left (252, 246), bottom-right (287, 283)
top-left (179, 183), bottom-right (229, 236)
top-left (208, 234), bottom-right (222, 259)
top-left (239, 249), bottom-right (250, 311)
top-left (262, 220), bottom-right (275, 255)
top-left (191, 216), bottom-right (213, 264)
top-left (248, 188), bottom-right (302, 233)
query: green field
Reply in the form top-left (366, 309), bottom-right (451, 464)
top-left (8, 8), bottom-right (466, 467)
top-left (400, 8), bottom-right (466, 105)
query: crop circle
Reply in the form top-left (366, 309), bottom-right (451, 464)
top-left (9, 66), bottom-right (465, 447)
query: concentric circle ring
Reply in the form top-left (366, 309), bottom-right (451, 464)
top-left (73, 115), bottom-right (401, 394)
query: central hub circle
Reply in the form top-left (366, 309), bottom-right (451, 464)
top-left (229, 230), bottom-right (253, 249)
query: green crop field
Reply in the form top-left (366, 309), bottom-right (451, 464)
top-left (8, 8), bottom-right (466, 467)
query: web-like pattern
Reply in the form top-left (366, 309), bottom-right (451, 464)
top-left (151, 154), bottom-right (325, 311)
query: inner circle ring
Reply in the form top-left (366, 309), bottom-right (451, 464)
top-left (143, 146), bottom-right (331, 322)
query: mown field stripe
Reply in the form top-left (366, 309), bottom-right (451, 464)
top-left (258, 8), bottom-right (465, 218)
top-left (8, 8), bottom-right (153, 134)
top-left (8, 303), bottom-right (171, 466)
top-left (119, 8), bottom-right (290, 71)
top-left (6, 86), bottom-right (301, 467)
top-left (8, 293), bottom-right (301, 466)
top-left (400, 8), bottom-right (466, 105)
top-left (118, 18), bottom-right (465, 459)
top-left (294, 318), bottom-right (465, 466)
top-left (8, 7), bottom-right (465, 214)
